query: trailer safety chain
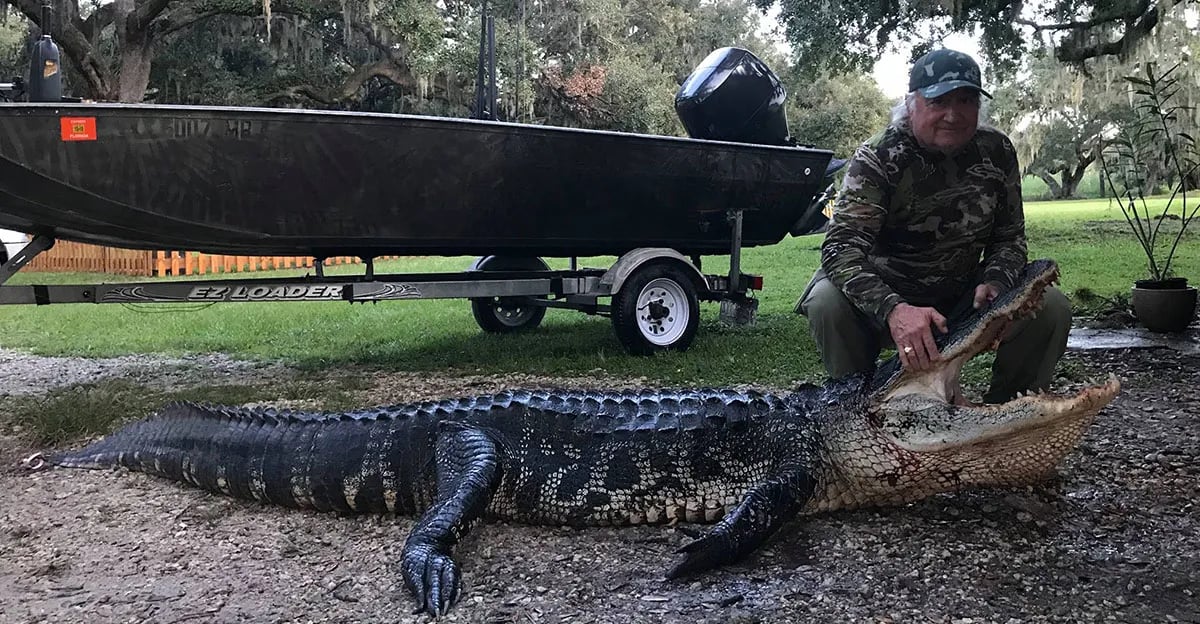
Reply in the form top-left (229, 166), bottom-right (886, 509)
top-left (21, 452), bottom-right (46, 471)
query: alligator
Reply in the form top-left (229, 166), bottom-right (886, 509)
top-left (29, 258), bottom-right (1119, 616)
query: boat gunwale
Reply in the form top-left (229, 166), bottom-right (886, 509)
top-left (0, 102), bottom-right (835, 159)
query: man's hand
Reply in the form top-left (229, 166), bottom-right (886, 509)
top-left (887, 303), bottom-right (948, 371)
top-left (973, 283), bottom-right (1001, 309)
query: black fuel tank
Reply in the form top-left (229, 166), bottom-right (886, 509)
top-left (674, 47), bottom-right (789, 145)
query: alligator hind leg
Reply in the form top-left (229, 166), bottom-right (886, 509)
top-left (400, 422), bottom-right (500, 616)
top-left (667, 468), bottom-right (814, 579)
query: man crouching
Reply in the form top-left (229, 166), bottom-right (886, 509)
top-left (797, 48), bottom-right (1071, 404)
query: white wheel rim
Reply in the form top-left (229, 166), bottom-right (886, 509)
top-left (635, 278), bottom-right (689, 346)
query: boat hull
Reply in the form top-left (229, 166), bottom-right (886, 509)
top-left (0, 104), bottom-right (832, 257)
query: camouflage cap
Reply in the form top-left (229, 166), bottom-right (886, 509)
top-left (908, 49), bottom-right (992, 99)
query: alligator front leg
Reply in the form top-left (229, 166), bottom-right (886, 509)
top-left (400, 422), bottom-right (500, 616)
top-left (666, 467), bottom-right (814, 579)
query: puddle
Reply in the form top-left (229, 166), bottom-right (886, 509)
top-left (1067, 326), bottom-right (1200, 355)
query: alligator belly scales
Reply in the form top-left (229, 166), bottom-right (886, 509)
top-left (34, 260), bottom-right (1120, 616)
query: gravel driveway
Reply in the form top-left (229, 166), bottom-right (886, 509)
top-left (0, 347), bottom-right (1196, 623)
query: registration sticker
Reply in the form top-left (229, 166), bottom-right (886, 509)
top-left (60, 117), bottom-right (97, 141)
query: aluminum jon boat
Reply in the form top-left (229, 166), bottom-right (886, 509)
top-left (0, 102), bottom-right (832, 258)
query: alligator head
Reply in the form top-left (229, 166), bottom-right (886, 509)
top-left (815, 260), bottom-right (1120, 511)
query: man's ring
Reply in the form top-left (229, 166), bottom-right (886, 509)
top-left (903, 346), bottom-right (914, 354)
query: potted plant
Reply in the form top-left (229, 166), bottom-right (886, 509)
top-left (1098, 62), bottom-right (1198, 333)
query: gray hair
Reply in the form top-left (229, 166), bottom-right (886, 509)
top-left (891, 91), bottom-right (989, 127)
top-left (890, 93), bottom-right (917, 124)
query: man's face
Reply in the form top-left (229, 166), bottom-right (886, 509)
top-left (909, 88), bottom-right (981, 153)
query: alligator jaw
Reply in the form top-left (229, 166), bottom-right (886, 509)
top-left (845, 259), bottom-right (1122, 497)
top-left (878, 261), bottom-right (1061, 406)
top-left (881, 375), bottom-right (1121, 453)
top-left (860, 374), bottom-right (1120, 496)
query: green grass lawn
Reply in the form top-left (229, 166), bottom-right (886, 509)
top-left (0, 196), bottom-right (1194, 388)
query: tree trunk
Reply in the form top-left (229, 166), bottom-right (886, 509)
top-left (1186, 168), bottom-right (1200, 193)
top-left (1035, 170), bottom-right (1064, 199)
top-left (112, 0), bottom-right (153, 102)
top-left (116, 38), bottom-right (154, 102)
top-left (1060, 154), bottom-right (1095, 199)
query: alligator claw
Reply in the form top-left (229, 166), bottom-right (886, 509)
top-left (402, 545), bottom-right (463, 616)
top-left (665, 528), bottom-right (735, 579)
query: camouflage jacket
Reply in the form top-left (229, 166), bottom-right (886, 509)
top-left (820, 122), bottom-right (1027, 326)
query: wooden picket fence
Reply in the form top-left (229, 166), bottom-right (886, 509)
top-left (152, 252), bottom-right (362, 276)
top-left (22, 239), bottom-right (385, 277)
top-left (23, 240), bottom-right (156, 275)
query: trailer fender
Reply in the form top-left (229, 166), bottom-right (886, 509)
top-left (468, 255), bottom-right (551, 272)
top-left (601, 248), bottom-right (704, 295)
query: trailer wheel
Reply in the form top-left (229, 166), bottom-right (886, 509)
top-left (472, 296), bottom-right (546, 333)
top-left (612, 262), bottom-right (699, 355)
top-left (469, 256), bottom-right (548, 333)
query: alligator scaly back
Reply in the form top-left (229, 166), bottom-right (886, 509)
top-left (47, 388), bottom-right (821, 519)
top-left (42, 387), bottom-right (834, 613)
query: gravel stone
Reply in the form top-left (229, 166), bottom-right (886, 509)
top-left (0, 347), bottom-right (1197, 623)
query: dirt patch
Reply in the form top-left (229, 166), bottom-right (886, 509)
top-left (0, 348), bottom-right (1197, 623)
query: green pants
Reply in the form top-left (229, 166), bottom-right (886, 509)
top-left (797, 273), bottom-right (1072, 403)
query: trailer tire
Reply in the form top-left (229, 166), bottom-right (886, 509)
top-left (612, 261), bottom-right (699, 355)
top-left (469, 256), bottom-right (548, 333)
top-left (472, 296), bottom-right (546, 333)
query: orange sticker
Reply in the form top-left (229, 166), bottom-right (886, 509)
top-left (60, 117), bottom-right (97, 141)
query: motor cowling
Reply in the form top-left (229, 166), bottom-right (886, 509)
top-left (674, 47), bottom-right (789, 146)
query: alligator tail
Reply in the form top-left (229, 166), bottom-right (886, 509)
top-left (45, 402), bottom-right (435, 514)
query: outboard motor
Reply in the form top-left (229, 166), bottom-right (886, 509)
top-left (26, 2), bottom-right (62, 102)
top-left (674, 47), bottom-right (789, 146)
top-left (676, 47), bottom-right (846, 236)
top-left (28, 36), bottom-right (62, 102)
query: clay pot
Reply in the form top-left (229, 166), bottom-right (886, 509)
top-left (1131, 278), bottom-right (1198, 332)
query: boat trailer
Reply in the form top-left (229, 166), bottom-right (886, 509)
top-left (0, 226), bottom-right (767, 355)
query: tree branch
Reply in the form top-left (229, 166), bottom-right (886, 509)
top-left (336, 59), bottom-right (417, 99)
top-left (264, 59), bottom-right (458, 107)
top-left (151, 0), bottom-right (343, 38)
top-left (66, 0), bottom-right (85, 34)
top-left (258, 60), bottom-right (420, 106)
top-left (1054, 11), bottom-right (1159, 62)
top-left (150, 4), bottom-right (221, 36)
top-left (351, 20), bottom-right (412, 64)
top-left (1013, 0), bottom-right (1152, 31)
top-left (260, 84), bottom-right (339, 106)
top-left (81, 3), bottom-right (115, 42)
top-left (1003, 0), bottom-right (1193, 63)
top-left (131, 0), bottom-right (176, 33)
